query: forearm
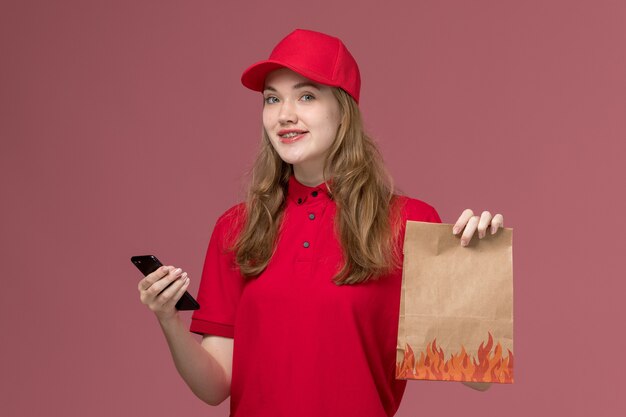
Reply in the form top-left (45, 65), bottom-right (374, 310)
top-left (462, 381), bottom-right (492, 391)
top-left (158, 314), bottom-right (229, 406)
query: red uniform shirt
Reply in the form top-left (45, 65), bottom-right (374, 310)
top-left (190, 174), bottom-right (442, 417)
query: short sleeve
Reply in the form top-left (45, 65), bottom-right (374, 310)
top-left (400, 196), bottom-right (442, 224)
top-left (424, 204), bottom-right (442, 224)
top-left (190, 203), bottom-right (246, 338)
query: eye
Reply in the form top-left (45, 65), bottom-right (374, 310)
top-left (264, 96), bottom-right (278, 104)
top-left (301, 94), bottom-right (315, 101)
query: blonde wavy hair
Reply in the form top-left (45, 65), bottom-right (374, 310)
top-left (228, 87), bottom-right (404, 285)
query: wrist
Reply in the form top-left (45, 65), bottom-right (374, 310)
top-left (156, 311), bottom-right (181, 328)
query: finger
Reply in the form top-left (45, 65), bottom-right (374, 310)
top-left (157, 272), bottom-right (189, 307)
top-left (491, 213), bottom-right (504, 234)
top-left (477, 211), bottom-right (493, 239)
top-left (138, 265), bottom-right (172, 292)
top-left (162, 275), bottom-right (191, 309)
top-left (146, 267), bottom-right (184, 296)
top-left (452, 209), bottom-right (474, 234)
top-left (461, 215), bottom-right (480, 246)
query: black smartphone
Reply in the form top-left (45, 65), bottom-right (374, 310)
top-left (131, 255), bottom-right (200, 310)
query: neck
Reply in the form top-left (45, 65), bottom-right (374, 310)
top-left (292, 164), bottom-right (327, 187)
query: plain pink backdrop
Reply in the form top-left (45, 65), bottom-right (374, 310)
top-left (1, 0), bottom-right (624, 416)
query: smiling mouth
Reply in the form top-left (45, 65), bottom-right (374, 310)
top-left (279, 130), bottom-right (308, 137)
top-left (279, 132), bottom-right (308, 143)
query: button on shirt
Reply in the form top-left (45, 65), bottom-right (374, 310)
top-left (190, 174), bottom-right (442, 417)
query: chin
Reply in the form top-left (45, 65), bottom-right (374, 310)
top-left (277, 153), bottom-right (310, 165)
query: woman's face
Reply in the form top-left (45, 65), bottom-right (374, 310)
top-left (262, 68), bottom-right (342, 183)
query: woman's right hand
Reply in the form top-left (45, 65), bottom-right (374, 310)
top-left (138, 265), bottom-right (190, 321)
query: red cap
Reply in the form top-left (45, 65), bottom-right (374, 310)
top-left (241, 29), bottom-right (361, 104)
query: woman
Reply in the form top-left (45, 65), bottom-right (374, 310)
top-left (138, 29), bottom-right (504, 416)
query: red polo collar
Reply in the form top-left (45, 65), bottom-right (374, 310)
top-left (286, 174), bottom-right (333, 205)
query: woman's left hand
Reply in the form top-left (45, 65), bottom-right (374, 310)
top-left (452, 209), bottom-right (504, 246)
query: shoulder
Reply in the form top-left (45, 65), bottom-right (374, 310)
top-left (216, 202), bottom-right (246, 226)
top-left (212, 202), bottom-right (247, 245)
top-left (394, 195), bottom-right (442, 224)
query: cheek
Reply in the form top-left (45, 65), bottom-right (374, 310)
top-left (321, 112), bottom-right (341, 137)
top-left (323, 103), bottom-right (342, 131)
top-left (262, 107), bottom-right (277, 127)
top-left (262, 112), bottom-right (271, 129)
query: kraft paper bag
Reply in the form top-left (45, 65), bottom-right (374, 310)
top-left (396, 221), bottom-right (514, 384)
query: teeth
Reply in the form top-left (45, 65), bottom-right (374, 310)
top-left (281, 132), bottom-right (303, 138)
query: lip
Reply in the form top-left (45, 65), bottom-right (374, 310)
top-left (279, 131), bottom-right (308, 144)
top-left (277, 128), bottom-right (308, 135)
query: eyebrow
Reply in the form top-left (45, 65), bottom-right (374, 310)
top-left (263, 82), bottom-right (322, 93)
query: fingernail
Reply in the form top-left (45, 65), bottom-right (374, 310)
top-left (461, 239), bottom-right (467, 246)
top-left (453, 227), bottom-right (459, 234)
top-left (175, 268), bottom-right (182, 274)
top-left (491, 226), bottom-right (496, 234)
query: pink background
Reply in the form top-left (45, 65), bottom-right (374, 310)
top-left (1, 0), bottom-right (624, 415)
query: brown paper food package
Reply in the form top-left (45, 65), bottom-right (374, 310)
top-left (396, 221), bottom-right (514, 383)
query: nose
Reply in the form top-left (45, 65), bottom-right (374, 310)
top-left (278, 99), bottom-right (297, 124)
